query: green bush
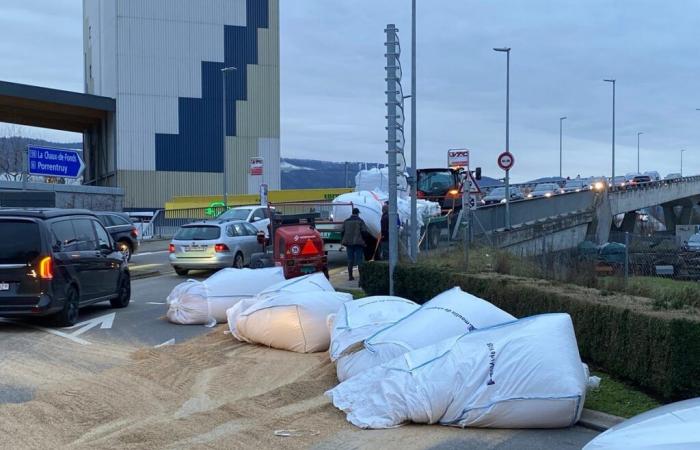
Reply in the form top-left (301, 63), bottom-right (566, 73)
top-left (360, 261), bottom-right (700, 401)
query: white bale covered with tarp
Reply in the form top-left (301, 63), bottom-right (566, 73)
top-left (332, 191), bottom-right (384, 238)
top-left (327, 313), bottom-right (589, 429)
top-left (583, 398), bottom-right (700, 450)
top-left (336, 287), bottom-right (515, 381)
top-left (355, 167), bottom-right (408, 198)
top-left (230, 290), bottom-right (353, 353)
top-left (329, 296), bottom-right (419, 362)
top-left (166, 268), bottom-right (285, 325)
top-left (226, 272), bottom-right (336, 337)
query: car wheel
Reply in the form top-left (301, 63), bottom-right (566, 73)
top-left (118, 240), bottom-right (132, 261)
top-left (54, 286), bottom-right (79, 327)
top-left (233, 252), bottom-right (244, 269)
top-left (174, 267), bottom-right (189, 276)
top-left (110, 272), bottom-right (131, 308)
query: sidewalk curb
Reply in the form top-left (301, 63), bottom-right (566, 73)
top-left (579, 408), bottom-right (625, 432)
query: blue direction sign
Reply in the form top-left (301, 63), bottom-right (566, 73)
top-left (27, 146), bottom-right (85, 179)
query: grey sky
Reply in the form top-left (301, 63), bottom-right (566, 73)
top-left (1, 1), bottom-right (699, 181)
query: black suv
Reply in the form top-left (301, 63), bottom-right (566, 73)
top-left (94, 212), bottom-right (139, 261)
top-left (0, 209), bottom-right (131, 326)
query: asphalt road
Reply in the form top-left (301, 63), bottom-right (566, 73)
top-left (0, 244), bottom-right (598, 448)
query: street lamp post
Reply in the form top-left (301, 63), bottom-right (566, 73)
top-left (637, 132), bottom-right (644, 174)
top-left (409, 0), bottom-right (418, 262)
top-left (221, 66), bottom-right (237, 209)
top-left (681, 149), bottom-right (686, 177)
top-left (494, 47), bottom-right (511, 229)
top-left (604, 79), bottom-right (616, 182)
top-left (559, 116), bottom-right (567, 179)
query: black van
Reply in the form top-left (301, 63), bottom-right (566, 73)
top-left (0, 209), bottom-right (131, 326)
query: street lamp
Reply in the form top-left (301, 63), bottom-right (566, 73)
top-left (494, 47), bottom-right (511, 229)
top-left (603, 79), bottom-right (616, 181)
top-left (409, 0), bottom-right (418, 262)
top-left (221, 66), bottom-right (237, 209)
top-left (636, 132), bottom-right (644, 174)
top-left (559, 116), bottom-right (567, 179)
top-left (681, 149), bottom-right (686, 177)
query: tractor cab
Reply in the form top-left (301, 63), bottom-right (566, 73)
top-left (251, 212), bottom-right (328, 279)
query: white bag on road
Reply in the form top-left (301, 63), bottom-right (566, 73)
top-left (337, 287), bottom-right (515, 381)
top-left (232, 290), bottom-right (352, 353)
top-left (327, 313), bottom-right (588, 429)
top-left (166, 267), bottom-right (285, 325)
top-left (256, 272), bottom-right (334, 300)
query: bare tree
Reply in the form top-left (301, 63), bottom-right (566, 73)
top-left (0, 124), bottom-right (25, 181)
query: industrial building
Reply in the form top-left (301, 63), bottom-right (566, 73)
top-left (83, 0), bottom-right (280, 209)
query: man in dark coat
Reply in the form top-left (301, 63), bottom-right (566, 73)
top-left (341, 208), bottom-right (368, 281)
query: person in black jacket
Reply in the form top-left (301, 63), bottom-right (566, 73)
top-left (379, 203), bottom-right (389, 261)
top-left (341, 208), bottom-right (368, 281)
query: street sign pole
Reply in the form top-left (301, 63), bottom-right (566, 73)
top-left (497, 151), bottom-right (515, 229)
top-left (505, 169), bottom-right (510, 229)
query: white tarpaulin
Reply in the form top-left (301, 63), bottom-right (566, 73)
top-left (166, 268), bottom-right (285, 325)
top-left (336, 287), bottom-right (515, 381)
top-left (583, 398), bottom-right (700, 450)
top-left (230, 290), bottom-right (353, 353)
top-left (355, 167), bottom-right (408, 198)
top-left (327, 313), bottom-right (589, 429)
top-left (226, 272), bottom-right (337, 337)
top-left (329, 296), bottom-right (419, 362)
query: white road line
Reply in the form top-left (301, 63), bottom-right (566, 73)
top-left (155, 338), bottom-right (175, 348)
top-left (132, 250), bottom-right (168, 257)
top-left (0, 318), bottom-right (91, 345)
top-left (147, 302), bottom-right (166, 305)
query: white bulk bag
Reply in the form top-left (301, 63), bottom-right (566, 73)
top-left (337, 287), bottom-right (515, 381)
top-left (329, 296), bottom-right (419, 361)
top-left (332, 191), bottom-right (384, 238)
top-left (166, 267), bottom-right (285, 325)
top-left (327, 313), bottom-right (589, 429)
top-left (355, 168), bottom-right (408, 197)
top-left (583, 398), bottom-right (700, 450)
top-left (233, 291), bottom-right (353, 353)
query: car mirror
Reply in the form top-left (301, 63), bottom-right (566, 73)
top-left (100, 242), bottom-right (112, 253)
top-left (252, 216), bottom-right (262, 222)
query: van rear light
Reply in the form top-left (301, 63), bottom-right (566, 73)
top-left (39, 256), bottom-right (53, 279)
top-left (169, 244), bottom-right (175, 253)
top-left (131, 227), bottom-right (138, 238)
top-left (215, 243), bottom-right (229, 252)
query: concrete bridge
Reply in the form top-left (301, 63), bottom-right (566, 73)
top-left (473, 176), bottom-right (700, 251)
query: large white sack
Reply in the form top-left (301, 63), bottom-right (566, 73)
top-left (233, 291), bottom-right (353, 353)
top-left (355, 168), bottom-right (408, 198)
top-left (332, 191), bottom-right (384, 238)
top-left (327, 313), bottom-right (588, 429)
top-left (166, 267), bottom-right (285, 325)
top-left (583, 398), bottom-right (700, 450)
top-left (329, 296), bottom-right (419, 362)
top-left (337, 287), bottom-right (515, 381)
top-left (226, 272), bottom-right (336, 337)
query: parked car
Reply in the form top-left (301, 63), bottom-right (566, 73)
top-left (0, 208), bottom-right (131, 326)
top-left (527, 183), bottom-right (560, 199)
top-left (94, 211), bottom-right (139, 261)
top-left (217, 205), bottom-right (272, 236)
top-left (481, 187), bottom-right (523, 205)
top-left (665, 172), bottom-right (682, 180)
top-left (169, 220), bottom-right (262, 276)
top-left (563, 179), bottom-right (589, 193)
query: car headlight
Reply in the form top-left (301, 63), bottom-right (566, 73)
top-left (500, 198), bottom-right (507, 204)
top-left (545, 192), bottom-right (552, 198)
top-left (527, 193), bottom-right (533, 198)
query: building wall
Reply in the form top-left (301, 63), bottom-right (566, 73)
top-left (84, 0), bottom-right (280, 208)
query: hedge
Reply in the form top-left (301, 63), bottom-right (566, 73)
top-left (359, 261), bottom-right (700, 401)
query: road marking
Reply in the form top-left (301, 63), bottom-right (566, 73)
top-left (62, 313), bottom-right (115, 338)
top-left (132, 251), bottom-right (169, 257)
top-left (155, 338), bottom-right (175, 348)
top-left (0, 318), bottom-right (91, 345)
top-left (147, 302), bottom-right (166, 305)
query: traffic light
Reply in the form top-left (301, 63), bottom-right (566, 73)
top-left (475, 167), bottom-right (482, 180)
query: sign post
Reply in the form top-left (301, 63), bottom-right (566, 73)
top-left (497, 151), bottom-right (515, 229)
top-left (27, 146), bottom-right (85, 179)
top-left (259, 183), bottom-right (268, 207)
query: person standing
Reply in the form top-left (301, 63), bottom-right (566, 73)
top-left (341, 208), bottom-right (368, 281)
top-left (379, 203), bottom-right (389, 261)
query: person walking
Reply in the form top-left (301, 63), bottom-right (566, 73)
top-left (341, 208), bottom-right (368, 281)
top-left (379, 203), bottom-right (389, 261)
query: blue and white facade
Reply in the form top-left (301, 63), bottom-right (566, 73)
top-left (83, 0), bottom-right (280, 208)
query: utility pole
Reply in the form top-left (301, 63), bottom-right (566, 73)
top-left (637, 132), bottom-right (643, 173)
top-left (559, 116), bottom-right (567, 179)
top-left (604, 79), bottom-right (616, 182)
top-left (385, 25), bottom-right (401, 296)
top-left (409, 0), bottom-right (418, 262)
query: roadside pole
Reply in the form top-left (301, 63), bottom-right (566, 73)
top-left (385, 25), bottom-right (401, 296)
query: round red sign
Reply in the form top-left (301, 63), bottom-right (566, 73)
top-left (497, 151), bottom-right (515, 171)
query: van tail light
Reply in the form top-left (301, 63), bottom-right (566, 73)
top-left (215, 243), bottom-right (229, 252)
top-left (169, 244), bottom-right (175, 253)
top-left (131, 227), bottom-right (138, 238)
top-left (39, 256), bottom-right (53, 279)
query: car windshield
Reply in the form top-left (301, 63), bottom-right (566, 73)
top-left (565, 180), bottom-right (584, 188)
top-left (174, 225), bottom-right (221, 241)
top-left (488, 188), bottom-right (506, 196)
top-left (417, 170), bottom-right (454, 193)
top-left (0, 220), bottom-right (41, 264)
top-left (218, 208), bottom-right (252, 221)
top-left (534, 183), bottom-right (557, 191)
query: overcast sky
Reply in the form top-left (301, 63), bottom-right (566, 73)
top-left (1, 1), bottom-right (699, 181)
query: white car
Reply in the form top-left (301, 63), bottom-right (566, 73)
top-left (686, 233), bottom-right (700, 252)
top-left (527, 183), bottom-right (560, 199)
top-left (217, 206), bottom-right (272, 236)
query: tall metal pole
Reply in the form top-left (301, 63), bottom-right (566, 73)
top-left (221, 66), bottom-right (237, 208)
top-left (637, 132), bottom-right (643, 173)
top-left (681, 149), bottom-right (686, 177)
top-left (604, 79), bottom-right (616, 181)
top-left (494, 47), bottom-right (511, 229)
top-left (409, 0), bottom-right (418, 262)
top-left (559, 116), bottom-right (567, 179)
top-left (385, 25), bottom-right (400, 296)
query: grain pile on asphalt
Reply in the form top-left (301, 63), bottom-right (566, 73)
top-left (0, 326), bottom-right (496, 449)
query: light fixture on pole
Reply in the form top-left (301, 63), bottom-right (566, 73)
top-left (559, 116), bottom-right (567, 179)
top-left (603, 79), bottom-right (616, 182)
top-left (494, 47), bottom-right (511, 229)
top-left (221, 66), bottom-right (237, 209)
top-left (681, 149), bottom-right (686, 177)
top-left (636, 132), bottom-right (644, 174)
